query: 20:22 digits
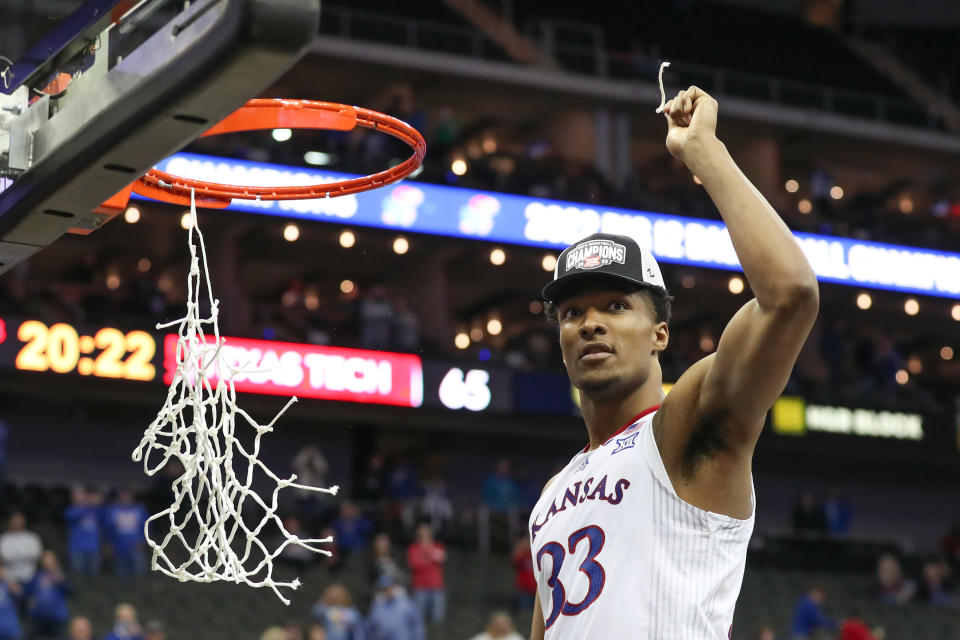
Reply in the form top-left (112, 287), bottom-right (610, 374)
top-left (15, 320), bottom-right (156, 381)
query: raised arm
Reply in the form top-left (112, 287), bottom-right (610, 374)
top-left (657, 87), bottom-right (818, 505)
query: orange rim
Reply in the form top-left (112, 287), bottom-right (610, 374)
top-left (134, 99), bottom-right (426, 208)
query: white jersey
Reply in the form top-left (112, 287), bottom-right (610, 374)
top-left (529, 406), bottom-right (754, 639)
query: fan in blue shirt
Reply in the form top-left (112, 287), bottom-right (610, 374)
top-left (102, 492), bottom-right (148, 578)
top-left (65, 487), bottom-right (102, 577)
top-left (0, 569), bottom-right (22, 640)
top-left (25, 552), bottom-right (70, 639)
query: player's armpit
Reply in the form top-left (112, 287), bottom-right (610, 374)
top-left (658, 290), bottom-right (816, 468)
top-left (531, 591), bottom-right (545, 640)
top-left (698, 290), bottom-right (817, 447)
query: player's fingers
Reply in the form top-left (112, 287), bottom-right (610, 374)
top-left (687, 85), bottom-right (717, 110)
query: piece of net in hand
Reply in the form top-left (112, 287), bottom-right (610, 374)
top-left (132, 192), bottom-right (338, 604)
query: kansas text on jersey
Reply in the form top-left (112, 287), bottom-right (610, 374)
top-left (528, 406), bottom-right (755, 639)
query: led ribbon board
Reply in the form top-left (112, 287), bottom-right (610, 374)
top-left (142, 154), bottom-right (960, 299)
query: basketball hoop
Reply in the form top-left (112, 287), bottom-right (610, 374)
top-left (134, 99), bottom-right (426, 208)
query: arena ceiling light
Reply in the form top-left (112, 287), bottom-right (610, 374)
top-left (271, 128), bottom-right (292, 142)
top-left (124, 206), bottom-right (140, 224)
top-left (179, 212), bottom-right (193, 230)
top-left (830, 186), bottom-right (844, 200)
top-left (283, 224), bottom-right (299, 242)
top-left (303, 151), bottom-right (332, 165)
top-left (951, 304), bottom-right (960, 321)
top-left (339, 230), bottom-right (356, 248)
top-left (454, 332), bottom-right (470, 349)
top-left (798, 199), bottom-right (812, 214)
top-left (541, 254), bottom-right (557, 271)
top-left (728, 276), bottom-right (745, 294)
top-left (904, 298), bottom-right (920, 315)
top-left (393, 236), bottom-right (409, 254)
top-left (856, 292), bottom-right (872, 310)
top-left (784, 179), bottom-right (799, 193)
top-left (339, 279), bottom-right (355, 294)
top-left (487, 318), bottom-right (502, 336)
top-left (941, 346), bottom-right (954, 360)
top-left (490, 248), bottom-right (506, 265)
top-left (451, 158), bottom-right (467, 176)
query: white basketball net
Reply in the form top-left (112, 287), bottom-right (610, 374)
top-left (132, 192), bottom-right (338, 604)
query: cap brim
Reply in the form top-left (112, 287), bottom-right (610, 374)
top-left (541, 271), bottom-right (663, 304)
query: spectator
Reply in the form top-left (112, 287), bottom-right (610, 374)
top-left (260, 628), bottom-right (288, 640)
top-left (406, 523), bottom-right (446, 626)
top-left (103, 491), bottom-right (148, 578)
top-left (823, 487), bottom-right (851, 535)
top-left (143, 621), bottom-right (164, 640)
top-left (417, 478), bottom-right (453, 538)
top-left (875, 553), bottom-right (915, 605)
top-left (369, 534), bottom-right (404, 587)
top-left (482, 460), bottom-right (518, 513)
top-left (68, 616), bottom-right (92, 640)
top-left (840, 612), bottom-right (876, 640)
top-left (755, 626), bottom-right (777, 640)
top-left (103, 603), bottom-right (142, 640)
top-left (65, 487), bottom-right (102, 577)
top-left (510, 536), bottom-right (536, 614)
top-left (306, 626), bottom-right (326, 640)
top-left (791, 587), bottom-right (836, 639)
top-left (791, 491), bottom-right (827, 533)
top-left (311, 583), bottom-right (365, 640)
top-left (366, 575), bottom-right (423, 640)
top-left (26, 551), bottom-right (70, 639)
top-left (385, 458), bottom-right (420, 503)
top-left (0, 513), bottom-right (42, 586)
top-left (284, 624), bottom-right (304, 640)
top-left (0, 568), bottom-right (22, 640)
top-left (332, 503), bottom-right (374, 555)
top-left (917, 560), bottom-right (954, 606)
top-left (468, 611), bottom-right (523, 640)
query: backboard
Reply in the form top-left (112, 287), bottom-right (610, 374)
top-left (0, 0), bottom-right (322, 275)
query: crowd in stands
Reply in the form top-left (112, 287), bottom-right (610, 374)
top-left (0, 498), bottom-right (157, 640)
top-left (0, 441), bottom-right (958, 639)
top-left (778, 490), bottom-right (959, 639)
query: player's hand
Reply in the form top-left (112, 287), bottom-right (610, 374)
top-left (663, 86), bottom-right (719, 164)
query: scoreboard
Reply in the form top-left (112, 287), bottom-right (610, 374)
top-left (0, 316), bottom-right (563, 415)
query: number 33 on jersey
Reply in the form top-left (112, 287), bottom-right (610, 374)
top-left (529, 407), bottom-right (755, 639)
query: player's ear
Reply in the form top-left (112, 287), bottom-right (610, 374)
top-left (652, 322), bottom-right (669, 354)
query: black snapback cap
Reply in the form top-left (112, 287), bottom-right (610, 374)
top-left (542, 232), bottom-right (667, 303)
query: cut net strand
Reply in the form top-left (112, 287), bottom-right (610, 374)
top-left (132, 190), bottom-right (338, 604)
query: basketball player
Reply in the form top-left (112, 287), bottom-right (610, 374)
top-left (529, 86), bottom-right (819, 639)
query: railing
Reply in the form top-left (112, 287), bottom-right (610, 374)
top-left (319, 6), bottom-right (941, 131)
top-left (320, 5), bottom-right (508, 62)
